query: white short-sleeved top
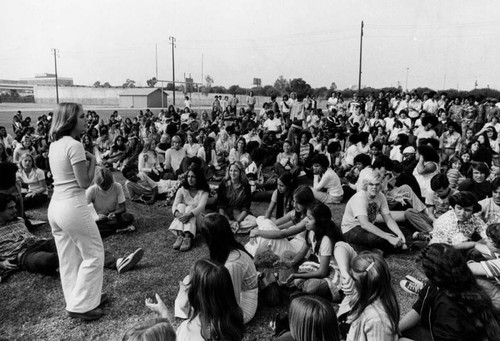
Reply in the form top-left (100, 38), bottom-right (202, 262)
top-left (341, 191), bottom-right (390, 234)
top-left (49, 136), bottom-right (86, 199)
top-left (86, 183), bottom-right (125, 215)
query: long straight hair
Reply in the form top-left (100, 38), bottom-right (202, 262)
top-left (306, 202), bottom-right (343, 255)
top-left (188, 258), bottom-right (244, 341)
top-left (349, 252), bottom-right (400, 336)
top-left (200, 213), bottom-right (252, 264)
top-left (289, 296), bottom-right (341, 341)
top-left (49, 102), bottom-right (81, 142)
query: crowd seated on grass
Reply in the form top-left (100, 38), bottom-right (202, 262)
top-left (4, 90), bottom-right (500, 339)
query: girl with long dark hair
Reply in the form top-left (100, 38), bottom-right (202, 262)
top-left (279, 202), bottom-right (344, 299)
top-left (201, 214), bottom-right (258, 324)
top-left (146, 258), bottom-right (244, 341)
top-left (168, 168), bottom-right (209, 252)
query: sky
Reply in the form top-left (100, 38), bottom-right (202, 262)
top-left (1, 0), bottom-right (499, 91)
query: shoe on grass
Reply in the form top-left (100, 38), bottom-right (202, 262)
top-left (180, 236), bottom-right (192, 251)
top-left (67, 307), bottom-right (104, 321)
top-left (99, 293), bottom-right (109, 307)
top-left (412, 231), bottom-right (431, 242)
top-left (173, 235), bottom-right (184, 250)
top-left (400, 279), bottom-right (423, 295)
top-left (116, 225), bottom-right (136, 234)
top-left (117, 248), bottom-right (144, 274)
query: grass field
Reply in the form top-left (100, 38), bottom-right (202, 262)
top-left (0, 103), bottom-right (424, 340)
top-left (0, 170), bottom-right (425, 341)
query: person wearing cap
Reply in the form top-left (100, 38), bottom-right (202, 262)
top-left (86, 167), bottom-right (135, 238)
top-left (400, 146), bottom-right (418, 174)
top-left (310, 154), bottom-right (343, 204)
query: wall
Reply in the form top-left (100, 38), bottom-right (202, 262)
top-left (34, 85), bottom-right (122, 105)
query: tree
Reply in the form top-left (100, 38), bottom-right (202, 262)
top-left (313, 87), bottom-right (329, 99)
top-left (227, 85), bottom-right (246, 95)
top-left (93, 81), bottom-right (101, 88)
top-left (289, 78), bottom-right (312, 96)
top-left (122, 79), bottom-right (136, 88)
top-left (103, 82), bottom-right (111, 88)
top-left (263, 85), bottom-right (280, 97)
top-left (274, 75), bottom-right (290, 95)
top-left (330, 82), bottom-right (337, 91)
top-left (146, 77), bottom-right (157, 87)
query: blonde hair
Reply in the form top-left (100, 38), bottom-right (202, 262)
top-left (18, 153), bottom-right (37, 171)
top-left (225, 161), bottom-right (249, 186)
top-left (361, 170), bottom-right (383, 192)
top-left (49, 103), bottom-right (82, 142)
top-left (289, 296), bottom-right (340, 341)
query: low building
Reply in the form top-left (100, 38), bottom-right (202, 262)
top-left (119, 88), bottom-right (169, 108)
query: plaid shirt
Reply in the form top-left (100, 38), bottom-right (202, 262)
top-left (0, 218), bottom-right (36, 260)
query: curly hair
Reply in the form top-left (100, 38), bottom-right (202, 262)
top-left (420, 243), bottom-right (500, 339)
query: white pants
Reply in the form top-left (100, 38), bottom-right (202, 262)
top-left (48, 194), bottom-right (104, 313)
top-left (245, 216), bottom-right (305, 257)
top-left (169, 203), bottom-right (198, 236)
top-left (311, 189), bottom-right (343, 204)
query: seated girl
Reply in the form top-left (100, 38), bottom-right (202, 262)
top-left (279, 202), bottom-right (344, 300)
top-left (342, 252), bottom-right (400, 341)
top-left (247, 186), bottom-right (315, 257)
top-left (86, 167), bottom-right (135, 238)
top-left (201, 214), bottom-right (258, 324)
top-left (16, 153), bottom-right (48, 209)
top-left (399, 243), bottom-right (500, 341)
top-left (146, 258), bottom-right (244, 341)
top-left (168, 168), bottom-right (209, 252)
top-left (274, 295), bottom-right (341, 341)
top-left (217, 161), bottom-right (256, 234)
top-left (264, 172), bottom-right (295, 220)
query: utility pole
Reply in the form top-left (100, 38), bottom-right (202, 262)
top-left (52, 48), bottom-right (59, 104)
top-left (358, 21), bottom-right (364, 96)
top-left (155, 43), bottom-right (158, 79)
top-left (405, 67), bottom-right (409, 92)
top-left (169, 36), bottom-right (176, 105)
top-left (201, 53), bottom-right (204, 92)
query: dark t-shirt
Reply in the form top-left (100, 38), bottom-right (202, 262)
top-left (458, 179), bottom-right (492, 201)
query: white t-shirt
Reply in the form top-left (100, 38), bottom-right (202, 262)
top-left (263, 118), bottom-right (282, 132)
top-left (86, 183), bottom-right (125, 215)
top-left (17, 168), bottom-right (47, 195)
top-left (49, 136), bottom-right (86, 200)
top-left (313, 168), bottom-right (343, 197)
top-left (341, 190), bottom-right (390, 234)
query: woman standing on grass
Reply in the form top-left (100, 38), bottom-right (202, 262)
top-left (48, 102), bottom-right (105, 321)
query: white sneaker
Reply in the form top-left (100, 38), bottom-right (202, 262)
top-left (116, 248), bottom-right (144, 274)
top-left (400, 279), bottom-right (423, 295)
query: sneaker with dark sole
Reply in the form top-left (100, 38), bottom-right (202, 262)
top-left (67, 307), bottom-right (104, 321)
top-left (400, 279), bottom-right (423, 295)
top-left (412, 231), bottom-right (431, 242)
top-left (117, 248), bottom-right (144, 274)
